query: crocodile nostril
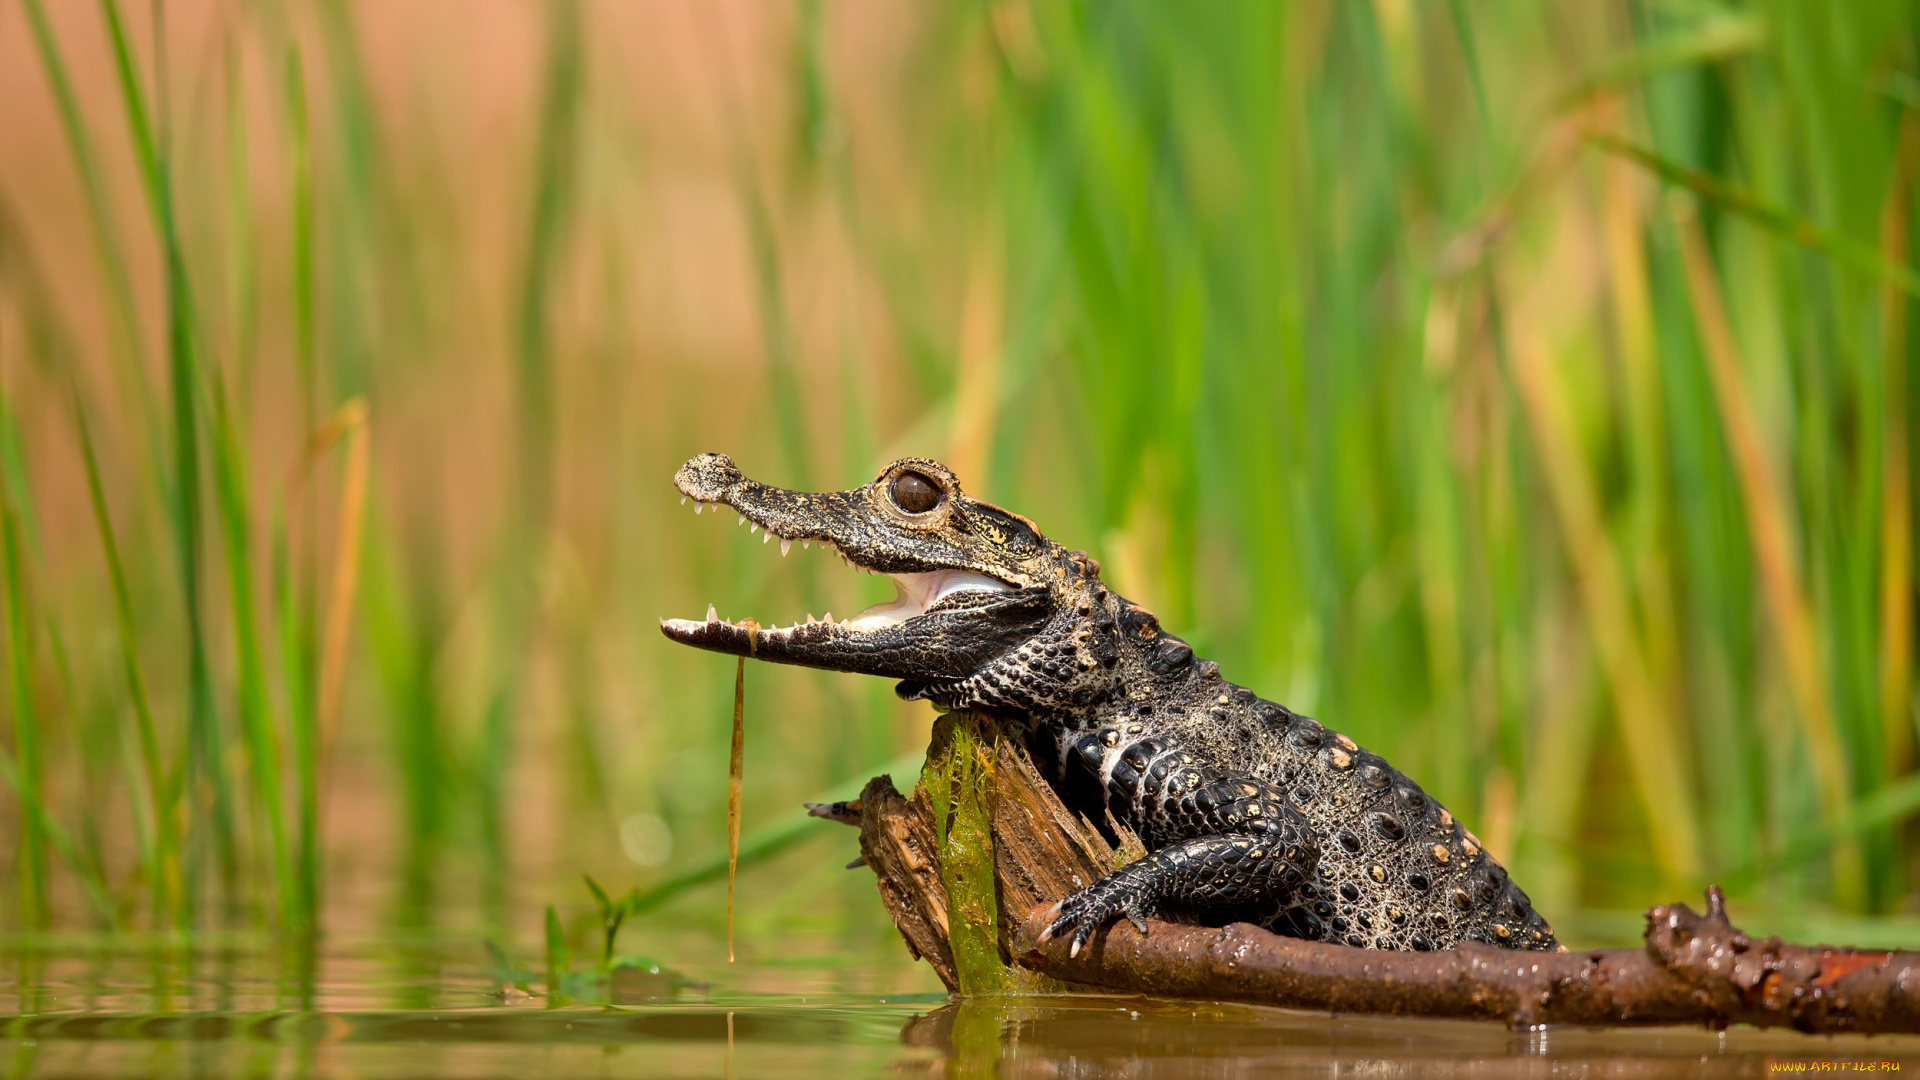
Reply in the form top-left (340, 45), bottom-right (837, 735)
top-left (675, 453), bottom-right (744, 501)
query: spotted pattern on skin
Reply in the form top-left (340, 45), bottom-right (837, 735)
top-left (663, 453), bottom-right (1558, 954)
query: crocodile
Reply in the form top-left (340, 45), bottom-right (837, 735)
top-left (660, 453), bottom-right (1559, 956)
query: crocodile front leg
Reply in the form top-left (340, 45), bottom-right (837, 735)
top-left (1039, 727), bottom-right (1318, 955)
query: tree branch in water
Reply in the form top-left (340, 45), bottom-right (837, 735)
top-left (855, 713), bottom-right (1920, 1034)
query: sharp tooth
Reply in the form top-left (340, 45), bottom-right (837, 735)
top-left (705, 603), bottom-right (718, 622)
top-left (802, 541), bottom-right (810, 550)
top-left (737, 514), bottom-right (745, 526)
top-left (781, 539), bottom-right (792, 556)
top-left (763, 531), bottom-right (771, 543)
top-left (680, 496), bottom-right (688, 505)
top-left (822, 611), bottom-right (833, 624)
top-left (694, 502), bottom-right (703, 515)
top-left (750, 523), bottom-right (758, 533)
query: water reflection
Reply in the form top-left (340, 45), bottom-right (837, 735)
top-left (911, 996), bottom-right (1920, 1077)
top-left (12, 995), bottom-right (1920, 1079)
top-left (7, 941), bottom-right (1920, 1079)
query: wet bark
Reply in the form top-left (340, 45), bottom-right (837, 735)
top-left (855, 713), bottom-right (1920, 1033)
top-left (856, 777), bottom-right (958, 989)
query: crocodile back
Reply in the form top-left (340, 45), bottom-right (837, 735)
top-left (1180, 688), bottom-right (1557, 951)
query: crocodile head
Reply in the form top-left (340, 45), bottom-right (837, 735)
top-left (660, 453), bottom-right (1131, 708)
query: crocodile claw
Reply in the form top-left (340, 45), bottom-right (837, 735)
top-left (1037, 887), bottom-right (1151, 958)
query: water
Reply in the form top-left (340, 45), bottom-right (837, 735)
top-left (8, 931), bottom-right (1920, 1078)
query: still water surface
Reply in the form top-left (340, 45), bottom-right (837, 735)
top-left (7, 927), bottom-right (1919, 1078)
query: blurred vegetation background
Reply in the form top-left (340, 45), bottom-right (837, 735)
top-left (1, 0), bottom-right (1918, 953)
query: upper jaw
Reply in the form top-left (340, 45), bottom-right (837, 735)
top-left (673, 452), bottom-right (851, 553)
top-left (663, 453), bottom-right (1031, 667)
top-left (671, 451), bottom-right (1021, 582)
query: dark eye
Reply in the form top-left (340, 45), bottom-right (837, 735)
top-left (889, 471), bottom-right (941, 514)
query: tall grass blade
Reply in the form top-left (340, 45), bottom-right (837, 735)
top-left (315, 400), bottom-right (369, 777)
top-left (73, 389), bottom-right (174, 926)
top-left (1554, 14), bottom-right (1764, 110)
top-left (512, 0), bottom-right (581, 527)
top-left (20, 0), bottom-right (162, 454)
top-left (1589, 132), bottom-right (1920, 299)
top-left (209, 379), bottom-right (294, 924)
top-left (1878, 111), bottom-right (1920, 783)
top-left (272, 524), bottom-right (314, 930)
top-left (97, 0), bottom-right (160, 213)
top-left (220, 36), bottom-right (258, 394)
top-left (543, 904), bottom-right (569, 1006)
top-left (1441, 0), bottom-right (1495, 161)
top-left (287, 46), bottom-right (317, 426)
top-left (100, 0), bottom-right (230, 921)
top-left (0, 411), bottom-right (48, 927)
top-left (274, 41), bottom-right (324, 931)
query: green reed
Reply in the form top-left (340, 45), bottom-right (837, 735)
top-left (74, 390), bottom-right (172, 925)
top-left (1, 0), bottom-right (1917, 952)
top-left (0, 396), bottom-right (46, 929)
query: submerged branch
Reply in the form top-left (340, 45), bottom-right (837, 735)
top-left (1015, 890), bottom-right (1920, 1034)
top-left (856, 713), bottom-right (1920, 1034)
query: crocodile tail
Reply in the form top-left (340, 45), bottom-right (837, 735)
top-left (1447, 857), bottom-right (1560, 952)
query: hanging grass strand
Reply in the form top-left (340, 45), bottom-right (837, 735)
top-left (727, 654), bottom-right (747, 963)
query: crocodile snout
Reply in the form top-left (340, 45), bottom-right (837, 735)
top-left (674, 453), bottom-right (743, 503)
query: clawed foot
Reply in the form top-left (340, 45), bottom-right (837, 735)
top-left (1037, 884), bottom-right (1152, 959)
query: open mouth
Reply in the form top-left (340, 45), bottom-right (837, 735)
top-left (659, 491), bottom-right (1015, 642)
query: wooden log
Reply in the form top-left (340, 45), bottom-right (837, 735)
top-left (855, 714), bottom-right (1920, 1033)
top-left (857, 776), bottom-right (958, 990)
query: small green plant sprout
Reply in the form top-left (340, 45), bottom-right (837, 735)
top-left (583, 873), bottom-right (641, 968)
top-left (537, 877), bottom-right (694, 1005)
top-left (543, 905), bottom-right (571, 1007)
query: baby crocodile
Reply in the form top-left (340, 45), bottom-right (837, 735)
top-left (661, 453), bottom-right (1558, 955)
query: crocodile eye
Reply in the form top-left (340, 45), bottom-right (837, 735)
top-left (889, 471), bottom-right (941, 514)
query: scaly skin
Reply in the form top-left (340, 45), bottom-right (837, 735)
top-left (662, 454), bottom-right (1559, 955)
